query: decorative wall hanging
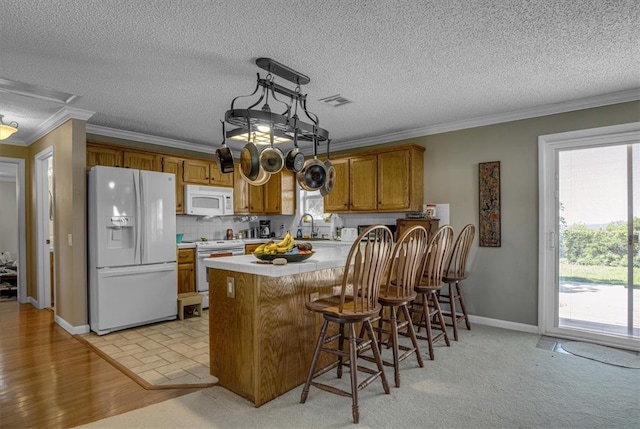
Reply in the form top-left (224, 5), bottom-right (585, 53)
top-left (479, 161), bottom-right (501, 247)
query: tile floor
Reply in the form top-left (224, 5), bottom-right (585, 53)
top-left (80, 309), bottom-right (217, 386)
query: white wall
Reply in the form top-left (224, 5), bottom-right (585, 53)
top-left (0, 179), bottom-right (18, 258)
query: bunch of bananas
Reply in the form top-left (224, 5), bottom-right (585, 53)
top-left (254, 231), bottom-right (295, 255)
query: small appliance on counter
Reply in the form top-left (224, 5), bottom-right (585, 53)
top-left (259, 220), bottom-right (271, 238)
top-left (340, 227), bottom-right (358, 242)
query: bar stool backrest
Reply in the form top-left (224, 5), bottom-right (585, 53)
top-left (381, 225), bottom-right (428, 299)
top-left (339, 225), bottom-right (394, 314)
top-left (419, 225), bottom-right (454, 288)
top-left (445, 224), bottom-right (476, 278)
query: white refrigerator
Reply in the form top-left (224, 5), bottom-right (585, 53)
top-left (88, 166), bottom-right (177, 335)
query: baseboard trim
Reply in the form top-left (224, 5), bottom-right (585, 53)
top-left (55, 315), bottom-right (90, 335)
top-left (469, 315), bottom-right (539, 334)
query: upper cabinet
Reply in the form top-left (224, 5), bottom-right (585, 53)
top-left (124, 151), bottom-right (162, 171)
top-left (264, 170), bottom-right (296, 215)
top-left (323, 144), bottom-right (424, 213)
top-left (87, 145), bottom-right (123, 168)
top-left (87, 144), bottom-right (161, 172)
top-left (233, 167), bottom-right (296, 215)
top-left (183, 159), bottom-right (233, 187)
top-left (162, 156), bottom-right (185, 214)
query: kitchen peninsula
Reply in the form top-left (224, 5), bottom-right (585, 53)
top-left (203, 247), bottom-right (352, 406)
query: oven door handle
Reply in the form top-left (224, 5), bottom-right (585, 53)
top-left (208, 252), bottom-right (233, 258)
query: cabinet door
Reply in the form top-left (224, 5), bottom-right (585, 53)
top-left (183, 159), bottom-right (211, 185)
top-left (233, 167), bottom-right (250, 214)
top-left (264, 172), bottom-right (282, 214)
top-left (177, 249), bottom-right (195, 294)
top-left (87, 146), bottom-right (123, 168)
top-left (324, 158), bottom-right (350, 212)
top-left (349, 155), bottom-right (377, 211)
top-left (124, 151), bottom-right (162, 171)
top-left (210, 162), bottom-right (234, 187)
top-left (249, 183), bottom-right (265, 213)
top-left (163, 156), bottom-right (184, 214)
top-left (279, 169), bottom-right (296, 215)
top-left (377, 150), bottom-right (411, 211)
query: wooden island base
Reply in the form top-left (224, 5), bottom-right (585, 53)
top-left (209, 266), bottom-right (345, 407)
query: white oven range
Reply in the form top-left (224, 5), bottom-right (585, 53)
top-left (195, 240), bottom-right (244, 308)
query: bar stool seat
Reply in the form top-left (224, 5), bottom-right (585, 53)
top-left (177, 292), bottom-right (202, 320)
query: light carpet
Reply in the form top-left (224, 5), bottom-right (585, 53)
top-left (561, 341), bottom-right (640, 369)
top-left (76, 324), bottom-right (640, 429)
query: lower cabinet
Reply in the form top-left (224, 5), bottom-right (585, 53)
top-left (177, 248), bottom-right (196, 294)
top-left (244, 242), bottom-right (266, 255)
top-left (395, 218), bottom-right (440, 241)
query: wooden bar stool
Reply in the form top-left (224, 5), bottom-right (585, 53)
top-left (440, 224), bottom-right (475, 340)
top-left (368, 225), bottom-right (427, 388)
top-left (177, 292), bottom-right (202, 320)
top-left (300, 225), bottom-right (394, 424)
top-left (409, 225), bottom-right (453, 360)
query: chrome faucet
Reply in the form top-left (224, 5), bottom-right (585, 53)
top-left (299, 213), bottom-right (318, 238)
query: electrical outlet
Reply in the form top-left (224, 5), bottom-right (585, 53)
top-left (309, 292), bottom-right (319, 302)
top-left (67, 233), bottom-right (73, 246)
top-left (226, 277), bottom-right (235, 298)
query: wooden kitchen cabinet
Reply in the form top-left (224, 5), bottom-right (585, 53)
top-left (87, 144), bottom-right (161, 172)
top-left (177, 248), bottom-right (196, 294)
top-left (349, 154), bottom-right (378, 211)
top-left (124, 151), bottom-right (162, 171)
top-left (244, 242), bottom-right (266, 254)
top-left (233, 167), bottom-right (251, 213)
top-left (323, 144), bottom-right (424, 213)
top-left (233, 168), bottom-right (295, 215)
top-left (87, 145), bottom-right (123, 168)
top-left (264, 170), bottom-right (296, 214)
top-left (323, 158), bottom-right (350, 212)
top-left (396, 218), bottom-right (440, 241)
top-left (162, 156), bottom-right (185, 214)
top-left (183, 159), bottom-right (233, 187)
top-left (377, 149), bottom-right (422, 211)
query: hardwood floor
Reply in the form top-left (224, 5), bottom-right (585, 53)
top-left (0, 301), bottom-right (201, 428)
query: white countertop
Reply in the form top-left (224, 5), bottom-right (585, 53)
top-left (176, 243), bottom-right (196, 249)
top-left (203, 247), bottom-right (352, 277)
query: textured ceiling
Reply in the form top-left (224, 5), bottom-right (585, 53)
top-left (0, 0), bottom-right (638, 154)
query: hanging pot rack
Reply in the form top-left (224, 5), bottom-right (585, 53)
top-left (224, 58), bottom-right (329, 145)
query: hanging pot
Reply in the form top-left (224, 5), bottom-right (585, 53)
top-left (259, 135), bottom-right (285, 173)
top-left (240, 131), bottom-right (261, 181)
top-left (320, 139), bottom-right (335, 196)
top-left (240, 162), bottom-right (271, 186)
top-left (216, 121), bottom-right (234, 174)
top-left (284, 125), bottom-right (305, 172)
top-left (297, 137), bottom-right (327, 191)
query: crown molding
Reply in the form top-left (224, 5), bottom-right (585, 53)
top-left (86, 125), bottom-right (212, 153)
top-left (335, 88), bottom-right (640, 151)
top-left (11, 107), bottom-right (96, 146)
top-left (85, 88), bottom-right (640, 154)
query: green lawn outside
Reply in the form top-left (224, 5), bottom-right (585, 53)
top-left (560, 261), bottom-right (639, 287)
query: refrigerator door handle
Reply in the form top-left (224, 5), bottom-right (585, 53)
top-left (134, 171), bottom-right (142, 264)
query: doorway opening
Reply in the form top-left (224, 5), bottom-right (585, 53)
top-left (0, 157), bottom-right (26, 304)
top-left (35, 148), bottom-right (54, 310)
top-left (539, 123), bottom-right (640, 351)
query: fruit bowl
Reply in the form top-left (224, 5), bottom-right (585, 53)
top-left (253, 251), bottom-right (315, 263)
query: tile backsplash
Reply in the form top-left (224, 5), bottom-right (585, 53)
top-left (177, 212), bottom-right (414, 241)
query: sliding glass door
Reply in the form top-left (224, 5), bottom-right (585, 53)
top-left (539, 123), bottom-right (640, 350)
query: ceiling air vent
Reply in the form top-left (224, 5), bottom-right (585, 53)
top-left (318, 94), bottom-right (353, 107)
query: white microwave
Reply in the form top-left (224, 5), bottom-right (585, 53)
top-left (184, 185), bottom-right (234, 216)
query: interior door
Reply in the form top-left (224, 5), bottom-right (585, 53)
top-left (539, 123), bottom-right (640, 350)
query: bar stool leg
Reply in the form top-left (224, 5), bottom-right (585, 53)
top-left (300, 319), bottom-right (329, 404)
